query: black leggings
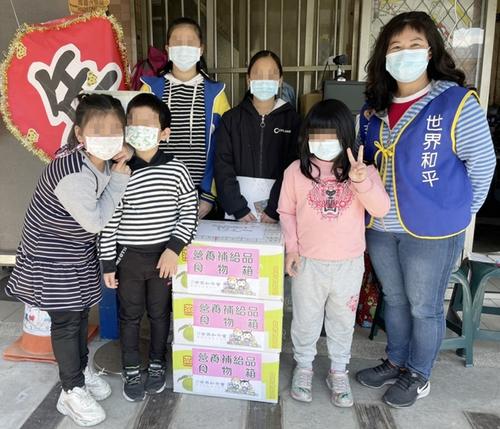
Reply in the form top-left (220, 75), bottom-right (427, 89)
top-left (48, 308), bottom-right (89, 391)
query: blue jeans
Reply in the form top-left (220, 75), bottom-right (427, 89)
top-left (366, 229), bottom-right (465, 379)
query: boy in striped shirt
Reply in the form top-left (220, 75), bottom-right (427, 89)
top-left (99, 93), bottom-right (198, 402)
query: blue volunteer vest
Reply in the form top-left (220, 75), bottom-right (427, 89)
top-left (363, 86), bottom-right (477, 239)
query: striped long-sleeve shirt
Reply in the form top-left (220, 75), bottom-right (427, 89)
top-left (161, 74), bottom-right (206, 187)
top-left (359, 80), bottom-right (496, 233)
top-left (99, 150), bottom-right (198, 273)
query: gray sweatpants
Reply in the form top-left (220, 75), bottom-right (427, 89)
top-left (291, 255), bottom-right (364, 371)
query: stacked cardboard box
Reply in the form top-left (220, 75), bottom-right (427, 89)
top-left (172, 220), bottom-right (284, 403)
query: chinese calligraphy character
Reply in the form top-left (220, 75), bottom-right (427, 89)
top-left (423, 133), bottom-right (441, 151)
top-left (217, 251), bottom-right (228, 262)
top-left (422, 170), bottom-right (439, 187)
top-left (223, 305), bottom-right (234, 315)
top-left (421, 152), bottom-right (438, 169)
top-left (229, 252), bottom-right (241, 263)
top-left (242, 252), bottom-right (254, 264)
top-left (248, 319), bottom-right (258, 330)
top-left (426, 114), bottom-right (443, 131)
top-left (248, 306), bottom-right (258, 317)
top-left (217, 264), bottom-right (229, 275)
top-left (245, 368), bottom-right (256, 379)
top-left (193, 249), bottom-right (204, 260)
top-left (242, 265), bottom-right (253, 277)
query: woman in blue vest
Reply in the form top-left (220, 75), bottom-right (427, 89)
top-left (356, 12), bottom-right (496, 408)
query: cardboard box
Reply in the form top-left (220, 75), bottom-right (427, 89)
top-left (172, 344), bottom-right (280, 403)
top-left (173, 293), bottom-right (283, 352)
top-left (173, 221), bottom-right (284, 300)
top-left (299, 91), bottom-right (322, 117)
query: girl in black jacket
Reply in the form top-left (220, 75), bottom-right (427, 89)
top-left (215, 50), bottom-right (301, 222)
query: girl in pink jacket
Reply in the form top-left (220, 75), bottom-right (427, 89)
top-left (278, 99), bottom-right (390, 407)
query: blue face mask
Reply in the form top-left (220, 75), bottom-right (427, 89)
top-left (385, 48), bottom-right (429, 83)
top-left (250, 80), bottom-right (279, 101)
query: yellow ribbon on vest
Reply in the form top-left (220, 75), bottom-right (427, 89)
top-left (374, 140), bottom-right (395, 184)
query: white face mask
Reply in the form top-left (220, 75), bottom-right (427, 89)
top-left (169, 46), bottom-right (201, 72)
top-left (309, 139), bottom-right (343, 161)
top-left (85, 136), bottom-right (123, 161)
top-left (125, 126), bottom-right (159, 151)
top-left (385, 48), bottom-right (429, 83)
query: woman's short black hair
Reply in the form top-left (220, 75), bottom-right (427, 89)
top-left (68, 93), bottom-right (126, 149)
top-left (365, 11), bottom-right (466, 112)
top-left (247, 50), bottom-right (283, 76)
top-left (126, 93), bottom-right (171, 130)
top-left (299, 99), bottom-right (355, 183)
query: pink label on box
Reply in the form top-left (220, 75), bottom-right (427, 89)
top-left (187, 246), bottom-right (259, 279)
top-left (193, 298), bottom-right (264, 331)
top-left (192, 348), bottom-right (262, 380)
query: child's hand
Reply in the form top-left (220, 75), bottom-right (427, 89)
top-left (103, 272), bottom-right (118, 289)
top-left (286, 252), bottom-right (301, 277)
top-left (112, 159), bottom-right (131, 175)
top-left (261, 213), bottom-right (278, 224)
top-left (198, 200), bottom-right (213, 219)
top-left (113, 143), bottom-right (134, 163)
top-left (239, 212), bottom-right (257, 222)
top-left (347, 145), bottom-right (367, 183)
top-left (157, 249), bottom-right (179, 279)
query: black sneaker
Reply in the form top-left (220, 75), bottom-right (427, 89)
top-left (356, 359), bottom-right (402, 388)
top-left (383, 371), bottom-right (430, 408)
top-left (145, 360), bottom-right (167, 394)
top-left (122, 366), bottom-right (145, 402)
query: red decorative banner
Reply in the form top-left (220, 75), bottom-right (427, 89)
top-left (0, 12), bottom-right (129, 162)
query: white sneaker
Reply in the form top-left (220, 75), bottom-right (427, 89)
top-left (326, 370), bottom-right (354, 408)
top-left (84, 366), bottom-right (112, 401)
top-left (290, 367), bottom-right (314, 402)
top-left (56, 386), bottom-right (106, 427)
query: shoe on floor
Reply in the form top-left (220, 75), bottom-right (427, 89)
top-left (122, 366), bottom-right (146, 402)
top-left (326, 371), bottom-right (354, 408)
top-left (145, 360), bottom-right (167, 394)
top-left (356, 358), bottom-right (402, 389)
top-left (84, 366), bottom-right (111, 401)
top-left (56, 386), bottom-right (106, 427)
top-left (383, 371), bottom-right (430, 408)
top-left (290, 367), bottom-right (313, 402)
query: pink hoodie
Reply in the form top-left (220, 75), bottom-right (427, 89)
top-left (278, 159), bottom-right (390, 261)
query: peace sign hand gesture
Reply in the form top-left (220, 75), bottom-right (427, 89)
top-left (347, 145), bottom-right (367, 183)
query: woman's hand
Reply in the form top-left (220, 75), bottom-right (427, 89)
top-left (285, 252), bottom-right (301, 277)
top-left (347, 145), bottom-right (367, 183)
top-left (157, 249), bottom-right (179, 279)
